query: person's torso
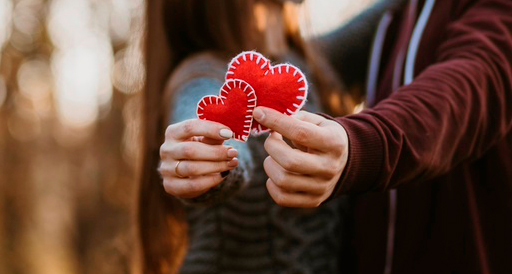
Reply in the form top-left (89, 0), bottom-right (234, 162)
top-left (348, 0), bottom-right (512, 273)
top-left (178, 53), bottom-right (346, 274)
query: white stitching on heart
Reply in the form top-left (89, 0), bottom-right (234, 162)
top-left (196, 79), bottom-right (256, 142)
top-left (224, 51), bottom-right (309, 136)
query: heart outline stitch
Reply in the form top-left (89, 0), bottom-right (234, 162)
top-left (196, 79), bottom-right (257, 142)
top-left (225, 51), bottom-right (308, 134)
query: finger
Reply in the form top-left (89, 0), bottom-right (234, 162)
top-left (253, 107), bottom-right (328, 149)
top-left (166, 119), bottom-right (233, 141)
top-left (191, 136), bottom-right (224, 145)
top-left (161, 142), bottom-right (237, 161)
top-left (294, 111), bottom-right (326, 126)
top-left (266, 179), bottom-right (322, 208)
top-left (264, 132), bottom-right (333, 176)
top-left (290, 140), bottom-right (308, 152)
top-left (163, 173), bottom-right (223, 198)
top-left (263, 156), bottom-right (327, 195)
top-left (199, 137), bottom-right (225, 145)
top-left (159, 158), bottom-right (238, 178)
top-left (292, 112), bottom-right (335, 151)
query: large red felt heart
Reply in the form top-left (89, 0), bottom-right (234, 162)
top-left (197, 79), bottom-right (256, 142)
top-left (226, 51), bottom-right (308, 134)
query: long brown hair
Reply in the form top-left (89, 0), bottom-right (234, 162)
top-left (138, 1), bottom-right (348, 273)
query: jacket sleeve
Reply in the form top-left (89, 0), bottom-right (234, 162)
top-left (329, 0), bottom-right (512, 195)
top-left (167, 54), bottom-right (254, 206)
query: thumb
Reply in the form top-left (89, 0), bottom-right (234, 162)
top-left (253, 106), bottom-right (323, 149)
top-left (253, 106), bottom-right (296, 134)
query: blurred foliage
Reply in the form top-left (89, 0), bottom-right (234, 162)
top-left (0, 0), bottom-right (144, 273)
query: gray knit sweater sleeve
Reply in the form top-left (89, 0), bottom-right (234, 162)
top-left (168, 55), bottom-right (254, 206)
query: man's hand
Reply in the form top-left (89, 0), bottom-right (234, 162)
top-left (253, 107), bottom-right (349, 207)
top-left (158, 119), bottom-right (238, 198)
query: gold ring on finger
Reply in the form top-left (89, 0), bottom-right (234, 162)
top-left (174, 160), bottom-right (187, 178)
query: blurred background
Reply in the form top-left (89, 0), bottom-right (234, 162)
top-left (0, 0), bottom-right (375, 273)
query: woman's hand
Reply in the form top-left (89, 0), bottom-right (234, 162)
top-left (158, 119), bottom-right (239, 198)
top-left (253, 107), bottom-right (349, 207)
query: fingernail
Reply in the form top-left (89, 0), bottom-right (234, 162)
top-left (253, 107), bottom-right (265, 121)
top-left (227, 148), bottom-right (238, 158)
top-left (219, 128), bottom-right (233, 139)
top-left (227, 157), bottom-right (238, 167)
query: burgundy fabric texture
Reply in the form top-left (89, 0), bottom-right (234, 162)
top-left (197, 79), bottom-right (256, 142)
top-left (226, 51), bottom-right (308, 133)
top-left (324, 0), bottom-right (512, 273)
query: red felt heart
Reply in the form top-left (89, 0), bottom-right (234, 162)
top-left (226, 51), bottom-right (308, 134)
top-left (197, 79), bottom-right (256, 142)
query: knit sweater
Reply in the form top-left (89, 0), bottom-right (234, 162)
top-left (168, 53), bottom-right (345, 274)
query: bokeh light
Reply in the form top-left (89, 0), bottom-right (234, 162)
top-left (48, 0), bottom-right (114, 128)
top-left (1, 0), bottom-right (145, 272)
top-left (52, 42), bottom-right (113, 127)
top-left (299, 0), bottom-right (377, 37)
top-left (113, 46), bottom-right (145, 95)
top-left (0, 0), bottom-right (13, 53)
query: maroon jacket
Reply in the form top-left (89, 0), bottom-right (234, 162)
top-left (329, 0), bottom-right (512, 273)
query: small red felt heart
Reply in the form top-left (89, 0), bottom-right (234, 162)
top-left (197, 79), bottom-right (257, 142)
top-left (226, 51), bottom-right (308, 134)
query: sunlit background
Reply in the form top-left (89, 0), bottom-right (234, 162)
top-left (0, 0), bottom-right (375, 273)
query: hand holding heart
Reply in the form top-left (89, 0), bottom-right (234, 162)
top-left (197, 51), bottom-right (308, 140)
top-left (160, 51), bottom-right (349, 206)
top-left (159, 109), bottom-right (349, 206)
top-left (159, 119), bottom-right (239, 198)
top-left (254, 107), bottom-right (349, 207)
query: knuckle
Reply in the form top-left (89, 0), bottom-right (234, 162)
top-left (281, 155), bottom-right (299, 171)
top-left (157, 165), bottom-right (169, 177)
top-left (159, 143), bottom-right (168, 159)
top-left (330, 137), bottom-right (346, 154)
top-left (180, 162), bottom-right (194, 176)
top-left (165, 125), bottom-right (175, 138)
top-left (293, 125), bottom-right (310, 143)
top-left (217, 146), bottom-right (228, 159)
top-left (320, 183), bottom-right (332, 194)
top-left (322, 156), bottom-right (339, 171)
top-left (267, 180), bottom-right (283, 204)
top-left (182, 120), bottom-right (195, 135)
top-left (272, 172), bottom-right (288, 188)
top-left (324, 162), bottom-right (339, 177)
top-left (274, 192), bottom-right (286, 206)
top-left (264, 137), bottom-right (272, 152)
top-left (221, 161), bottom-right (230, 171)
top-left (181, 144), bottom-right (195, 159)
top-left (162, 179), bottom-right (176, 195)
top-left (330, 135), bottom-right (343, 149)
top-left (263, 156), bottom-right (273, 172)
top-left (268, 116), bottom-right (280, 128)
